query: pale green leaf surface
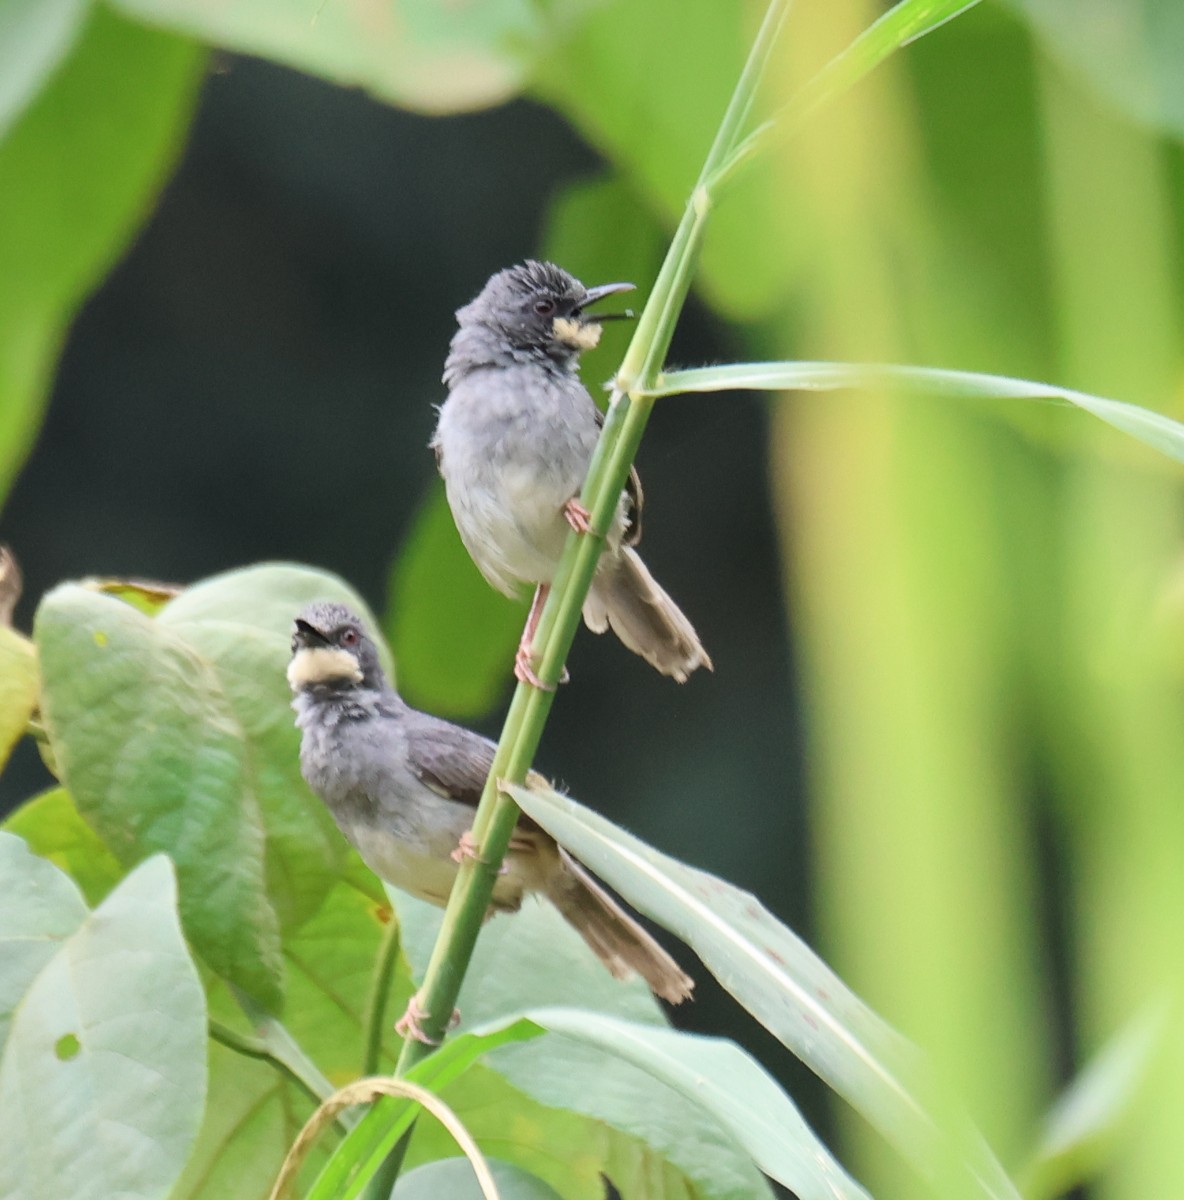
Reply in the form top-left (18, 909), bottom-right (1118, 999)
top-left (33, 563), bottom-right (381, 1008)
top-left (0, 832), bottom-right (88, 1054)
top-left (0, 853), bottom-right (206, 1200)
top-left (35, 582), bottom-right (285, 1008)
top-left (0, 0), bottom-right (89, 138)
top-left (509, 783), bottom-right (1019, 1200)
top-left (649, 362), bottom-right (1184, 466)
top-left (158, 562), bottom-right (389, 931)
top-left (1019, 1007), bottom-right (1165, 1200)
top-left (3, 787), bottom-right (124, 907)
top-left (395, 1157), bottom-right (565, 1200)
top-left (1003, 0), bottom-right (1184, 139)
top-left (502, 1009), bottom-right (870, 1200)
top-left (108, 0), bottom-right (582, 114)
top-left (0, 626), bottom-right (37, 774)
top-left (0, 7), bottom-right (203, 511)
top-left (408, 1063), bottom-right (702, 1200)
top-left (394, 890), bottom-right (773, 1200)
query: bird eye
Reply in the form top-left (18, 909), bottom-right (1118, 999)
top-left (533, 298), bottom-right (556, 316)
top-left (340, 627), bottom-right (360, 647)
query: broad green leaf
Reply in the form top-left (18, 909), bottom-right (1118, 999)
top-left (0, 833), bottom-right (87, 1053)
top-left (648, 362), bottom-right (1184, 467)
top-left (317, 1015), bottom-right (705, 1200)
top-left (395, 1157), bottom-right (565, 1200)
top-left (35, 582), bottom-right (285, 1008)
top-left (386, 486), bottom-right (523, 719)
top-left (506, 1009), bottom-right (870, 1200)
top-left (509, 782), bottom-right (1019, 1200)
top-left (409, 1063), bottom-right (702, 1200)
top-left (0, 851), bottom-right (206, 1200)
top-left (173, 865), bottom-right (410, 1200)
top-left (1003, 0), bottom-right (1184, 140)
top-left (3, 787), bottom-right (124, 907)
top-left (393, 891), bottom-right (773, 1200)
top-left (158, 563), bottom-right (388, 931)
top-left (0, 6), bottom-right (203, 511)
top-left (0, 0), bottom-right (89, 138)
top-left (33, 564), bottom-right (381, 1007)
top-left (0, 625), bottom-right (37, 775)
top-left (108, 0), bottom-right (588, 114)
top-left (1018, 1007), bottom-right (1165, 1200)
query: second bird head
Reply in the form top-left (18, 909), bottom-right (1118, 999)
top-left (288, 602), bottom-right (386, 694)
top-left (455, 260), bottom-right (634, 366)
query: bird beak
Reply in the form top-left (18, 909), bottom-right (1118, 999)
top-left (580, 281), bottom-right (636, 323)
top-left (293, 618), bottom-right (330, 647)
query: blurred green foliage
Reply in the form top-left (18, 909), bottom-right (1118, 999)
top-left (3, 0), bottom-right (1184, 1198)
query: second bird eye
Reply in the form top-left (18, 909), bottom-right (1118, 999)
top-left (340, 628), bottom-right (360, 646)
top-left (534, 299), bottom-right (556, 316)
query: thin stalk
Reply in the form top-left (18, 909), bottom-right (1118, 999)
top-left (342, 1), bottom-right (792, 1193)
top-left (362, 918), bottom-right (402, 1077)
top-left (209, 1020), bottom-right (334, 1113)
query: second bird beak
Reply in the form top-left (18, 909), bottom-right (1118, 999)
top-left (580, 280), bottom-right (636, 322)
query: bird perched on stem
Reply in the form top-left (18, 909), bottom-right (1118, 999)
top-left (432, 260), bottom-right (712, 688)
top-left (288, 601), bottom-right (694, 1037)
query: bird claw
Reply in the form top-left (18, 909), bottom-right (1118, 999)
top-left (396, 993), bottom-right (460, 1045)
top-left (515, 644), bottom-right (569, 690)
top-left (451, 830), bottom-right (508, 873)
top-left (563, 498), bottom-right (594, 535)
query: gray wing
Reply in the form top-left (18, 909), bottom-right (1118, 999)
top-left (404, 711), bottom-right (546, 837)
top-left (405, 715), bottom-right (495, 809)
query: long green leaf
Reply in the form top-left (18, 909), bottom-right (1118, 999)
top-left (509, 1008), bottom-right (870, 1200)
top-left (715, 0), bottom-right (983, 186)
top-left (648, 362), bottom-right (1184, 466)
top-left (508, 782), bottom-right (1020, 1200)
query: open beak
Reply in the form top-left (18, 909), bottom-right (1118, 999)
top-left (579, 280), bottom-right (636, 323)
top-left (293, 618), bottom-right (330, 647)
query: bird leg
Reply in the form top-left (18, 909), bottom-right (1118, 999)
top-left (450, 829), bottom-right (508, 872)
top-left (563, 497), bottom-right (594, 535)
top-left (515, 584), bottom-right (555, 690)
top-left (395, 992), bottom-right (460, 1046)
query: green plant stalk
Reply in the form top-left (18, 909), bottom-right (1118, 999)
top-left (362, 918), bottom-right (402, 1077)
top-left (341, 3), bottom-right (792, 1195)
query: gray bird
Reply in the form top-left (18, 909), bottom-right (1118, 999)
top-left (288, 601), bottom-right (694, 1013)
top-left (431, 260), bottom-right (712, 687)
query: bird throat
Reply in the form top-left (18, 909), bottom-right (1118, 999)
top-left (552, 317), bottom-right (602, 352)
top-left (287, 646), bottom-right (364, 690)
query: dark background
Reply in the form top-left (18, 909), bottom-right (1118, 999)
top-left (0, 56), bottom-right (818, 1133)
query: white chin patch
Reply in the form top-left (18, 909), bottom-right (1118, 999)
top-left (552, 316), bottom-right (602, 351)
top-left (287, 647), bottom-right (364, 690)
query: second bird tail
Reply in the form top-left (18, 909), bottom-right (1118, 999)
top-left (583, 548), bottom-right (712, 683)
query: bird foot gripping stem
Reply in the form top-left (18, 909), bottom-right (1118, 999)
top-left (395, 992), bottom-right (461, 1046)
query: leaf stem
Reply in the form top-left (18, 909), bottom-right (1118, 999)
top-left (342, 0), bottom-right (792, 1192)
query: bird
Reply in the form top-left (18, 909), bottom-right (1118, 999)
top-left (288, 601), bottom-right (694, 1037)
top-left (431, 260), bottom-right (712, 688)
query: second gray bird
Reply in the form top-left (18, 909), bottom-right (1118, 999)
top-left (289, 601), bottom-right (694, 1008)
top-left (432, 260), bottom-right (712, 686)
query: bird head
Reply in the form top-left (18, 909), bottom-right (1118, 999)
top-left (288, 602), bottom-right (387, 694)
top-left (455, 260), bottom-right (634, 368)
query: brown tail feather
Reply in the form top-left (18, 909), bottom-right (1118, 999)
top-left (544, 847), bottom-right (694, 1005)
top-left (583, 548), bottom-right (712, 682)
